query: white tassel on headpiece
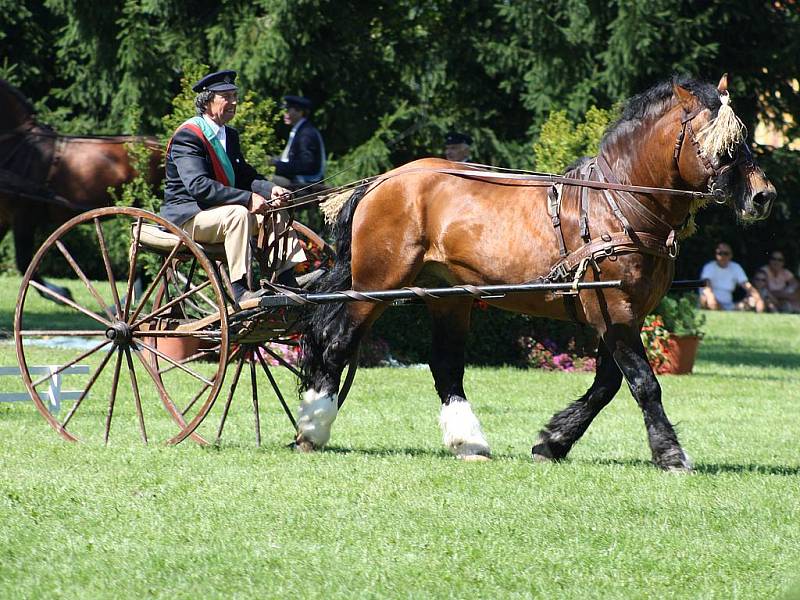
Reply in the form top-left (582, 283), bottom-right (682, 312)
top-left (698, 90), bottom-right (746, 158)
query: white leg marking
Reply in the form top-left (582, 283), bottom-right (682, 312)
top-left (296, 388), bottom-right (338, 448)
top-left (439, 401), bottom-right (491, 458)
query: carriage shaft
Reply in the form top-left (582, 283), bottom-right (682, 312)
top-left (258, 280), bottom-right (624, 308)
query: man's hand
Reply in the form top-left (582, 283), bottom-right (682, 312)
top-left (249, 192), bottom-right (269, 214)
top-left (270, 185), bottom-right (292, 208)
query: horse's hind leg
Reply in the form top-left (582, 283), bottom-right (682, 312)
top-left (532, 340), bottom-right (622, 461)
top-left (428, 298), bottom-right (490, 460)
top-left (604, 324), bottom-right (692, 471)
top-left (297, 301), bottom-right (384, 451)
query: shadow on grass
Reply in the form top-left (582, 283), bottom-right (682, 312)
top-left (592, 457), bottom-right (800, 476)
top-left (1, 308), bottom-right (103, 333)
top-left (699, 339), bottom-right (800, 370)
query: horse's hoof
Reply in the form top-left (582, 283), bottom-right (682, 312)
top-left (655, 449), bottom-right (693, 473)
top-left (458, 454), bottom-right (491, 462)
top-left (665, 465), bottom-right (693, 474)
top-left (532, 451), bottom-right (554, 463)
top-left (292, 439), bottom-right (316, 453)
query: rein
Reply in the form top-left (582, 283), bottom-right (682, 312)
top-left (282, 162), bottom-right (724, 213)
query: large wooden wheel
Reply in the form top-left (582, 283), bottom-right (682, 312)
top-left (14, 207), bottom-right (229, 444)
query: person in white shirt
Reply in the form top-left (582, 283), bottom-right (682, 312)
top-left (699, 242), bottom-right (764, 312)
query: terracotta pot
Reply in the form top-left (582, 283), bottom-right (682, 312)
top-left (142, 335), bottom-right (203, 363)
top-left (657, 335), bottom-right (701, 375)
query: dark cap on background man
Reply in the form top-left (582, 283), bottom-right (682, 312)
top-left (192, 70), bottom-right (238, 93)
top-left (283, 95), bottom-right (314, 111)
top-left (445, 132), bottom-right (472, 146)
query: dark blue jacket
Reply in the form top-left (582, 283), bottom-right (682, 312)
top-left (161, 125), bottom-right (273, 227)
top-left (273, 120), bottom-right (325, 183)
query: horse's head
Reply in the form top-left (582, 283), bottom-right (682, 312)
top-left (0, 79), bottom-right (35, 132)
top-left (672, 74), bottom-right (776, 222)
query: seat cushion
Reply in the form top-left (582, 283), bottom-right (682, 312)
top-left (137, 224), bottom-right (227, 261)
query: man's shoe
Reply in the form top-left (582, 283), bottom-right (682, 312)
top-left (296, 269), bottom-right (326, 289)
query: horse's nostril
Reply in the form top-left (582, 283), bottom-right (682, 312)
top-left (753, 190), bottom-right (776, 206)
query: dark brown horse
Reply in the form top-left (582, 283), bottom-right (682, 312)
top-left (0, 79), bottom-right (162, 298)
top-left (298, 75), bottom-right (776, 471)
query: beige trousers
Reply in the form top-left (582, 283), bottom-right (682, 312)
top-left (183, 204), bottom-right (306, 282)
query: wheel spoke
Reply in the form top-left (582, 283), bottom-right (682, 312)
top-left (180, 382), bottom-right (211, 418)
top-left (258, 344), bottom-right (302, 378)
top-left (31, 339), bottom-right (111, 387)
top-left (124, 348), bottom-right (148, 443)
top-left (123, 217), bottom-right (144, 320)
top-left (216, 353), bottom-right (245, 444)
top-left (20, 329), bottom-right (107, 337)
top-left (29, 280), bottom-right (111, 328)
top-left (103, 349), bottom-right (123, 444)
top-left (95, 218), bottom-right (122, 317)
top-left (61, 347), bottom-right (115, 430)
top-left (156, 348), bottom-right (217, 376)
top-left (134, 338), bottom-right (214, 386)
top-left (249, 353), bottom-right (261, 447)
top-left (55, 240), bottom-right (116, 320)
top-left (131, 280), bottom-right (212, 329)
top-left (255, 346), bottom-right (298, 431)
top-left (127, 245), bottom-right (184, 324)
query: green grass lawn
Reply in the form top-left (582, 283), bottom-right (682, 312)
top-left (1, 274), bottom-right (799, 599)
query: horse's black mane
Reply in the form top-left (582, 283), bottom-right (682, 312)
top-left (601, 75), bottom-right (722, 150)
top-left (0, 79), bottom-right (35, 116)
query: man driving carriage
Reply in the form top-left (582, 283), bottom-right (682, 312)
top-left (161, 69), bottom-right (305, 302)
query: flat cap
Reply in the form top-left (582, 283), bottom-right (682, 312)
top-left (445, 131), bottom-right (473, 146)
top-left (283, 95), bottom-right (313, 110)
top-left (192, 70), bottom-right (238, 93)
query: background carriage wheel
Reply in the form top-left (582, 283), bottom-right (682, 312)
top-left (167, 222), bottom-right (359, 447)
top-left (14, 207), bottom-right (229, 445)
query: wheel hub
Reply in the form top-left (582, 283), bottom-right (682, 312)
top-left (105, 321), bottom-right (133, 346)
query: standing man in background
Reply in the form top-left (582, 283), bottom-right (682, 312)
top-left (444, 131), bottom-right (473, 162)
top-left (271, 95), bottom-right (326, 187)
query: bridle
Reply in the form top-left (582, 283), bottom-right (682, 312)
top-left (673, 100), bottom-right (752, 204)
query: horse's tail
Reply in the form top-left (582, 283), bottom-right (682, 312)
top-left (299, 183), bottom-right (369, 391)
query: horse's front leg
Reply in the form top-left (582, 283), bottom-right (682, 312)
top-left (532, 340), bottom-right (623, 461)
top-left (428, 298), bottom-right (491, 460)
top-left (605, 323), bottom-right (692, 472)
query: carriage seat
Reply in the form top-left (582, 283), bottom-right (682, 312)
top-left (137, 223), bottom-right (228, 262)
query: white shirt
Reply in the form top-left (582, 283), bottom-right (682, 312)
top-left (202, 114), bottom-right (227, 151)
top-left (280, 117), bottom-right (306, 161)
top-left (700, 260), bottom-right (749, 310)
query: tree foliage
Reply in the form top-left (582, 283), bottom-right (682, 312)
top-left (2, 0), bottom-right (799, 276)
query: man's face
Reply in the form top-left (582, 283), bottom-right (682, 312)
top-left (283, 106), bottom-right (304, 126)
top-left (445, 143), bottom-right (470, 162)
top-left (207, 91), bottom-right (237, 125)
top-left (715, 245), bottom-right (733, 266)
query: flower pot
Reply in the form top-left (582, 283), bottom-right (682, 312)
top-left (656, 335), bottom-right (701, 375)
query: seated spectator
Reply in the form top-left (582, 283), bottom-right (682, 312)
top-left (699, 242), bottom-right (764, 312)
top-left (741, 270), bottom-right (779, 312)
top-left (756, 251), bottom-right (800, 313)
top-left (444, 131), bottom-right (473, 162)
top-left (270, 95), bottom-right (326, 187)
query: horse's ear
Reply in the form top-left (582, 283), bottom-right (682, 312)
top-left (717, 73), bottom-right (729, 93)
top-left (673, 84), bottom-right (695, 110)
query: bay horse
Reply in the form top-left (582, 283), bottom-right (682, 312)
top-left (298, 75), bottom-right (776, 471)
top-left (0, 79), bottom-right (162, 298)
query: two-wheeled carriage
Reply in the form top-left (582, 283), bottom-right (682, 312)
top-left (13, 205), bottom-right (622, 446)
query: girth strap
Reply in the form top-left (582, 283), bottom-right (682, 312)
top-left (546, 230), bottom-right (677, 284)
